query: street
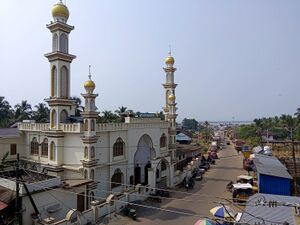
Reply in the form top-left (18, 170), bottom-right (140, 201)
top-left (107, 142), bottom-right (244, 225)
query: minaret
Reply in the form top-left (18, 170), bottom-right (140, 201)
top-left (162, 51), bottom-right (178, 161)
top-left (81, 66), bottom-right (99, 174)
top-left (45, 1), bottom-right (76, 129)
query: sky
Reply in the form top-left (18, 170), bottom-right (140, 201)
top-left (1, 0), bottom-right (300, 122)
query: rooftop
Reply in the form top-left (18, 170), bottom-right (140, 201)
top-left (0, 128), bottom-right (20, 138)
top-left (239, 193), bottom-right (300, 225)
top-left (253, 154), bottom-right (292, 179)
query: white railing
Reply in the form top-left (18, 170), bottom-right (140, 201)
top-left (18, 123), bottom-right (49, 131)
top-left (96, 121), bottom-right (169, 132)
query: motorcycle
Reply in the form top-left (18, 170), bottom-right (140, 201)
top-left (226, 181), bottom-right (233, 192)
top-left (121, 205), bottom-right (137, 220)
top-left (148, 192), bottom-right (162, 203)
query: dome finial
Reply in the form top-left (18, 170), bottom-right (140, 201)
top-left (165, 46), bottom-right (175, 66)
top-left (84, 65), bottom-right (96, 93)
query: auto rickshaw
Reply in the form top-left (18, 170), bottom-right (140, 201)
top-left (236, 175), bottom-right (254, 185)
top-left (232, 183), bottom-right (253, 203)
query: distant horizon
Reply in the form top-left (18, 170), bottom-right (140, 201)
top-left (1, 1), bottom-right (300, 122)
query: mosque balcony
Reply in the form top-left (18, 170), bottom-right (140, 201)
top-left (44, 51), bottom-right (76, 63)
top-left (162, 83), bottom-right (178, 88)
top-left (47, 21), bottom-right (74, 33)
top-left (96, 120), bottom-right (169, 132)
top-left (18, 122), bottom-right (82, 133)
top-left (18, 122), bottom-right (50, 131)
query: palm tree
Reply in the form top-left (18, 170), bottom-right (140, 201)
top-left (115, 106), bottom-right (127, 115)
top-left (99, 110), bottom-right (119, 123)
top-left (0, 97), bottom-right (14, 128)
top-left (71, 96), bottom-right (83, 116)
top-left (14, 100), bottom-right (32, 122)
top-left (34, 103), bottom-right (50, 122)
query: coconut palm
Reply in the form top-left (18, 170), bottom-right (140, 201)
top-left (0, 97), bottom-right (14, 128)
top-left (71, 96), bottom-right (84, 116)
top-left (34, 103), bottom-right (50, 122)
top-left (115, 106), bottom-right (127, 115)
top-left (14, 100), bottom-right (32, 122)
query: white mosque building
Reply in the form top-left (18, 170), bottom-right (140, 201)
top-left (0, 0), bottom-right (179, 211)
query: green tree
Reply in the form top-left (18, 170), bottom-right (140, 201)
top-left (182, 118), bottom-right (198, 131)
top-left (115, 106), bottom-right (127, 115)
top-left (71, 96), bottom-right (84, 116)
top-left (33, 103), bottom-right (50, 123)
top-left (98, 110), bottom-right (119, 123)
top-left (0, 97), bottom-right (14, 128)
top-left (14, 100), bottom-right (32, 122)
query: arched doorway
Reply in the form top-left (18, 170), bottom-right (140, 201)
top-left (155, 159), bottom-right (170, 188)
top-left (134, 134), bottom-right (156, 185)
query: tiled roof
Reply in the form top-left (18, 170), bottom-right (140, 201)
top-left (253, 154), bottom-right (292, 179)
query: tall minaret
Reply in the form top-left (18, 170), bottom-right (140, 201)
top-left (81, 67), bottom-right (99, 174)
top-left (162, 51), bottom-right (178, 161)
top-left (45, 1), bottom-right (76, 129)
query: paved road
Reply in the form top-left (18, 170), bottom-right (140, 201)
top-left (107, 141), bottom-right (244, 225)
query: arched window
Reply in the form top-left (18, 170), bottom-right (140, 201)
top-left (52, 33), bottom-right (58, 51)
top-left (51, 109), bottom-right (57, 128)
top-left (166, 90), bottom-right (170, 105)
top-left (160, 133), bottom-right (166, 148)
top-left (113, 138), bottom-right (124, 157)
top-left (90, 191), bottom-right (95, 202)
top-left (30, 138), bottom-right (39, 155)
top-left (51, 66), bottom-right (57, 97)
top-left (111, 169), bottom-right (123, 189)
top-left (84, 146), bottom-right (88, 159)
top-left (161, 160), bottom-right (167, 171)
top-left (60, 110), bottom-right (68, 123)
top-left (59, 33), bottom-right (68, 53)
top-left (91, 120), bottom-right (95, 131)
top-left (84, 170), bottom-right (88, 179)
top-left (84, 120), bottom-right (88, 131)
top-left (90, 169), bottom-right (95, 180)
top-left (60, 66), bottom-right (68, 98)
top-left (50, 141), bottom-right (56, 161)
top-left (91, 146), bottom-right (95, 158)
top-left (41, 138), bottom-right (48, 157)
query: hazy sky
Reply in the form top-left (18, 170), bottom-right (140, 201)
top-left (1, 0), bottom-right (300, 122)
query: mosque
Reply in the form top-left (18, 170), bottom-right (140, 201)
top-left (1, 0), bottom-right (179, 211)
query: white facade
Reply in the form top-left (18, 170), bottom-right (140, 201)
top-left (0, 1), bottom-right (179, 216)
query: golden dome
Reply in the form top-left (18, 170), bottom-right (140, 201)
top-left (52, 2), bottom-right (69, 19)
top-left (168, 94), bottom-right (176, 101)
top-left (165, 55), bottom-right (175, 65)
top-left (84, 80), bottom-right (95, 88)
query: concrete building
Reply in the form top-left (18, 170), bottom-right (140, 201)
top-left (0, 0), bottom-right (180, 216)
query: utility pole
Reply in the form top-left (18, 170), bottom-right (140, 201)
top-left (291, 128), bottom-right (298, 195)
top-left (15, 153), bottom-right (22, 225)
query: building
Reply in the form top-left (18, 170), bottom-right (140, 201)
top-left (0, 0), bottom-right (180, 216)
top-left (253, 154), bottom-right (292, 196)
top-left (239, 193), bottom-right (300, 225)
